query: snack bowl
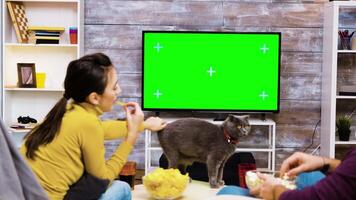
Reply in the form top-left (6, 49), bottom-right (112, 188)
top-left (143, 168), bottom-right (189, 200)
top-left (245, 170), bottom-right (296, 190)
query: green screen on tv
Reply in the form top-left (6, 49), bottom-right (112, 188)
top-left (142, 31), bottom-right (280, 112)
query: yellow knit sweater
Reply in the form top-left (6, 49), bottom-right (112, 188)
top-left (20, 102), bottom-right (141, 200)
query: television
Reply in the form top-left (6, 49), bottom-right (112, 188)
top-left (142, 31), bottom-right (281, 113)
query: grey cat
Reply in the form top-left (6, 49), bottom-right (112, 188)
top-left (157, 115), bottom-right (251, 188)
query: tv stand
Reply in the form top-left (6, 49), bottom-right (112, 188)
top-left (144, 118), bottom-right (276, 174)
top-left (213, 113), bottom-right (228, 121)
top-left (260, 113), bottom-right (266, 121)
top-left (154, 111), bottom-right (160, 117)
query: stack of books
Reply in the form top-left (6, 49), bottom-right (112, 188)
top-left (28, 26), bottom-right (65, 44)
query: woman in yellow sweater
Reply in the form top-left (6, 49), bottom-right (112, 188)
top-left (20, 53), bottom-right (166, 200)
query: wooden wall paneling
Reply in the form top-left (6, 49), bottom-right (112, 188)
top-left (273, 28), bottom-right (323, 52)
top-left (85, 26), bottom-right (323, 52)
top-left (276, 124), bottom-right (321, 148)
top-left (281, 52), bottom-right (322, 74)
top-left (85, 49), bottom-right (142, 74)
top-left (117, 73), bottom-right (142, 97)
top-left (275, 148), bottom-right (301, 169)
top-left (280, 74), bottom-right (321, 100)
top-left (273, 100), bottom-right (321, 124)
top-left (85, 1), bottom-right (223, 26)
top-left (274, 146), bottom-right (326, 170)
top-left (223, 2), bottom-right (323, 28)
top-left (85, 25), bottom-right (174, 49)
top-left (273, 0), bottom-right (327, 2)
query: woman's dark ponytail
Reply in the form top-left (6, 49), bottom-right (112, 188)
top-left (24, 53), bottom-right (113, 159)
top-left (25, 97), bottom-right (68, 159)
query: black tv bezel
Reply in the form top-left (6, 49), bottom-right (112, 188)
top-left (141, 31), bottom-right (281, 113)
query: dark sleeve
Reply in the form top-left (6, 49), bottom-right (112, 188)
top-left (280, 149), bottom-right (356, 200)
top-left (64, 172), bottom-right (109, 200)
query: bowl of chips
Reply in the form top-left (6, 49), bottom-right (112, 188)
top-left (143, 168), bottom-right (189, 199)
top-left (245, 170), bottom-right (296, 190)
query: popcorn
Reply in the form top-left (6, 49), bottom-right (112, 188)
top-left (277, 176), bottom-right (297, 190)
top-left (245, 171), bottom-right (263, 189)
top-left (143, 168), bottom-right (189, 199)
top-left (245, 170), bottom-right (297, 190)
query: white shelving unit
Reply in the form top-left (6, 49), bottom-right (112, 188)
top-left (1, 0), bottom-right (83, 146)
top-left (321, 1), bottom-right (356, 158)
top-left (145, 118), bottom-right (276, 175)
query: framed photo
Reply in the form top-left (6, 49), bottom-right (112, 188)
top-left (17, 63), bottom-right (36, 88)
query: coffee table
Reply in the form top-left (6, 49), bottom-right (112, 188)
top-left (132, 180), bottom-right (260, 200)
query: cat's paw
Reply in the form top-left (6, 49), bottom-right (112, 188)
top-left (209, 181), bottom-right (220, 188)
top-left (218, 180), bottom-right (225, 186)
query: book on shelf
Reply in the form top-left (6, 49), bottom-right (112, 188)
top-left (27, 26), bottom-right (64, 44)
top-left (29, 31), bottom-right (61, 37)
top-left (28, 36), bottom-right (60, 44)
top-left (36, 39), bottom-right (60, 44)
top-left (28, 26), bottom-right (65, 32)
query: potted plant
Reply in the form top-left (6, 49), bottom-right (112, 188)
top-left (336, 115), bottom-right (352, 141)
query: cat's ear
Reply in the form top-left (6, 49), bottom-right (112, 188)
top-left (227, 114), bottom-right (234, 122)
top-left (233, 115), bottom-right (250, 122)
top-left (236, 115), bottom-right (249, 123)
top-left (240, 115), bottom-right (250, 121)
top-left (227, 114), bottom-right (249, 122)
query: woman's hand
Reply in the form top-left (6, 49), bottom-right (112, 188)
top-left (124, 102), bottom-right (144, 145)
top-left (144, 117), bottom-right (167, 131)
top-left (250, 173), bottom-right (288, 200)
top-left (280, 152), bottom-right (324, 178)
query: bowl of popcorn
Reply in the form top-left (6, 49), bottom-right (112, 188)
top-left (245, 170), bottom-right (297, 190)
top-left (143, 168), bottom-right (189, 200)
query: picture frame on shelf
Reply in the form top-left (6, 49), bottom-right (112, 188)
top-left (17, 63), bottom-right (37, 88)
